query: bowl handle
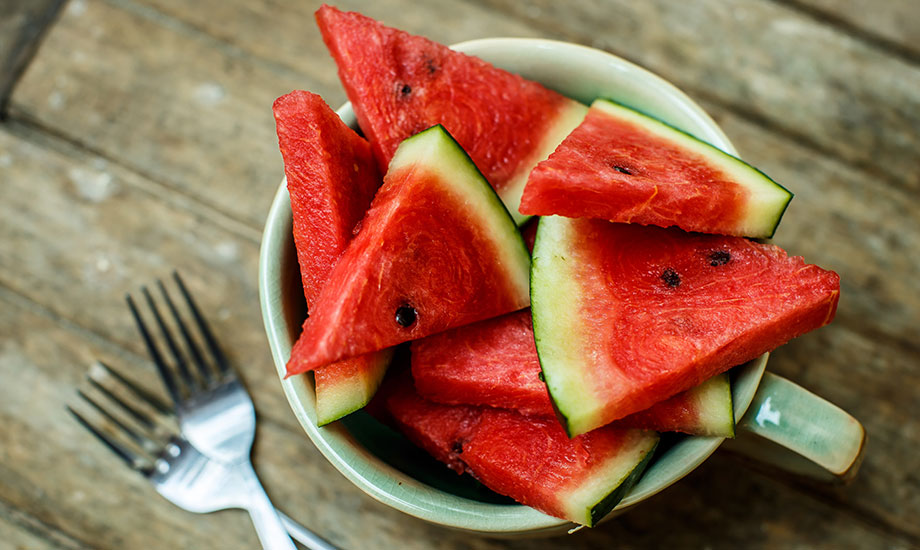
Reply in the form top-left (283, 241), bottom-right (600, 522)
top-left (720, 372), bottom-right (866, 483)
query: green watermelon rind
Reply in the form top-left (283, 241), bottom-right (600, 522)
top-left (532, 218), bottom-right (741, 438)
top-left (503, 100), bottom-right (589, 226)
top-left (530, 216), bottom-right (601, 437)
top-left (592, 98), bottom-right (793, 239)
top-left (390, 124), bottom-right (532, 301)
top-left (583, 432), bottom-right (658, 527)
top-left (689, 373), bottom-right (735, 438)
top-left (314, 349), bottom-right (394, 426)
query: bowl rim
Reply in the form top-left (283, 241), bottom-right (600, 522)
top-left (259, 36), bottom-right (767, 535)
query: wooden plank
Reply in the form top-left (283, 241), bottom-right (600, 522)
top-left (783, 0), bottom-right (920, 61)
top-left (6, 0), bottom-right (307, 229)
top-left (0, 124), bottom-right (296, 433)
top-left (135, 0), bottom-right (541, 82)
top-left (0, 500), bottom-right (87, 550)
top-left (0, 0), bottom-right (65, 111)
top-left (473, 0), bottom-right (920, 195)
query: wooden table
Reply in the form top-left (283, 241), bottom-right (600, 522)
top-left (2, 1), bottom-right (918, 548)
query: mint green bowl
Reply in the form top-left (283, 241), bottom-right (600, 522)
top-left (259, 38), bottom-right (767, 536)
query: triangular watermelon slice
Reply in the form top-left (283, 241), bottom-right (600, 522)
top-left (273, 90), bottom-right (392, 425)
top-left (531, 217), bottom-right (839, 436)
top-left (315, 5), bottom-right (588, 225)
top-left (285, 125), bottom-right (531, 375)
top-left (383, 373), bottom-right (659, 526)
top-left (411, 309), bottom-right (734, 437)
top-left (519, 99), bottom-right (793, 238)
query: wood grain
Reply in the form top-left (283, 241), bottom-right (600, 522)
top-left (0, 499), bottom-right (87, 550)
top-left (2, 0), bottom-right (919, 547)
top-left (0, 0), bottom-right (65, 111)
top-left (137, 0), bottom-right (542, 81)
top-left (474, 0), bottom-right (920, 195)
top-left (0, 124), bottom-right (296, 433)
top-left (7, 0), bottom-right (304, 230)
top-left (783, 0), bottom-right (920, 61)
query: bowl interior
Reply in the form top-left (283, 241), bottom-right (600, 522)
top-left (259, 38), bottom-right (767, 535)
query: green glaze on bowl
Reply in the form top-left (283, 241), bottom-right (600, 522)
top-left (259, 38), bottom-right (768, 536)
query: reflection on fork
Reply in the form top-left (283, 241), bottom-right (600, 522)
top-left (69, 361), bottom-right (337, 550)
top-left (125, 272), bottom-right (254, 465)
top-left (123, 272), bottom-right (297, 549)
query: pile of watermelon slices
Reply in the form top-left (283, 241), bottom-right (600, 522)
top-left (272, 5), bottom-right (840, 527)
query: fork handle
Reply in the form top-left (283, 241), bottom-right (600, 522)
top-left (279, 511), bottom-right (339, 550)
top-left (238, 462), bottom-right (297, 550)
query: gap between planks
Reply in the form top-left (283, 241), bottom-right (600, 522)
top-left (465, 0), bottom-right (919, 197)
top-left (769, 0), bottom-right (920, 66)
top-left (0, 0), bottom-right (67, 116)
top-left (0, 495), bottom-right (93, 550)
top-left (3, 115), bottom-right (264, 245)
top-left (101, 0), bottom-right (311, 85)
top-left (772, 472), bottom-right (920, 548)
top-left (0, 279), bottom-right (307, 445)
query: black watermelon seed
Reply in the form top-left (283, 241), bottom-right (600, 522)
top-left (661, 268), bottom-right (681, 288)
top-left (395, 305), bottom-right (417, 327)
top-left (612, 165), bottom-right (632, 175)
top-left (538, 371), bottom-right (545, 382)
top-left (451, 441), bottom-right (463, 454)
top-left (399, 84), bottom-right (412, 96)
top-left (709, 250), bottom-right (731, 266)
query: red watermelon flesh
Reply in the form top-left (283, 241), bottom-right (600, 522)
top-left (412, 309), bottom-right (734, 436)
top-left (383, 373), bottom-right (658, 526)
top-left (519, 99), bottom-right (793, 238)
top-left (273, 90), bottom-right (381, 301)
top-left (383, 374), bottom-right (480, 474)
top-left (315, 5), bottom-right (588, 224)
top-left (273, 90), bottom-right (391, 425)
top-left (285, 125), bottom-right (531, 375)
top-left (531, 217), bottom-right (840, 436)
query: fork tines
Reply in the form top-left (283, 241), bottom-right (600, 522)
top-left (68, 361), bottom-right (177, 475)
top-left (126, 272), bottom-right (231, 406)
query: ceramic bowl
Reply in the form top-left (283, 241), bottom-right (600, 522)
top-left (259, 37), bottom-right (767, 536)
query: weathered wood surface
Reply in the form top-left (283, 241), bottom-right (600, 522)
top-left (2, 0), bottom-right (919, 548)
top-left (0, 0), bottom-right (65, 110)
top-left (475, 0), bottom-right (920, 195)
top-left (787, 0), bottom-right (920, 61)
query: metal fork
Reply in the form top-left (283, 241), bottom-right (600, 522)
top-left (69, 361), bottom-right (337, 550)
top-left (126, 272), bottom-right (296, 549)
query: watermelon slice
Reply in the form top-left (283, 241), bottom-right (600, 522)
top-left (531, 217), bottom-right (839, 436)
top-left (315, 5), bottom-right (588, 225)
top-left (519, 99), bottom-right (793, 238)
top-left (411, 309), bottom-right (734, 437)
top-left (383, 373), bottom-right (659, 526)
top-left (273, 90), bottom-right (392, 425)
top-left (286, 125), bottom-right (531, 375)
